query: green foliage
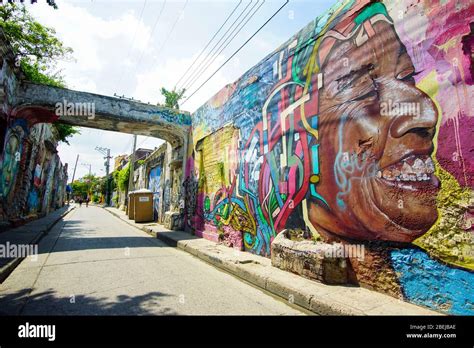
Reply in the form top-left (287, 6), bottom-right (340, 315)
top-left (92, 194), bottom-right (100, 203)
top-left (71, 180), bottom-right (88, 197)
top-left (0, 4), bottom-right (72, 69)
top-left (72, 174), bottom-right (105, 198)
top-left (19, 60), bottom-right (65, 87)
top-left (52, 123), bottom-right (80, 145)
top-left (160, 87), bottom-right (186, 109)
top-left (117, 164), bottom-right (130, 192)
top-left (0, 3), bottom-right (77, 144)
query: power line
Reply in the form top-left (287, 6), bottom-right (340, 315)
top-left (180, 0), bottom-right (255, 91)
top-left (121, 136), bottom-right (134, 154)
top-left (113, 0), bottom-right (148, 92)
top-left (173, 0), bottom-right (243, 90)
top-left (179, 0), bottom-right (255, 91)
top-left (130, 0), bottom-right (168, 76)
top-left (137, 135), bottom-right (150, 149)
top-left (181, 0), bottom-right (289, 106)
top-left (183, 0), bottom-right (265, 93)
top-left (153, 0), bottom-right (189, 62)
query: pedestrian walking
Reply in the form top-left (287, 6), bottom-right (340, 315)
top-left (78, 197), bottom-right (83, 207)
top-left (86, 196), bottom-right (90, 207)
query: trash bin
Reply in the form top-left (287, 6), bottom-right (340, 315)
top-left (133, 189), bottom-right (154, 223)
top-left (127, 191), bottom-right (135, 219)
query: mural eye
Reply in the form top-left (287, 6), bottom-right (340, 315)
top-left (396, 68), bottom-right (420, 82)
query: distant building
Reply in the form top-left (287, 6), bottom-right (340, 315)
top-left (134, 148), bottom-right (153, 162)
top-left (114, 154), bottom-right (128, 171)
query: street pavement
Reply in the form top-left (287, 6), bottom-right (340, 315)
top-left (0, 205), bottom-right (305, 315)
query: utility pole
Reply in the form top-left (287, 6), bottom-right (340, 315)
top-left (81, 163), bottom-right (92, 176)
top-left (71, 154), bottom-right (79, 184)
top-left (127, 135), bottom-right (137, 196)
top-left (80, 162), bottom-right (92, 199)
top-left (95, 146), bottom-right (112, 206)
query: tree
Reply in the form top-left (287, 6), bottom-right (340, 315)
top-left (160, 87), bottom-right (186, 109)
top-left (71, 180), bottom-right (88, 198)
top-left (0, 3), bottom-right (78, 144)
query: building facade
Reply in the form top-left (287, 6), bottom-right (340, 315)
top-left (182, 0), bottom-right (474, 315)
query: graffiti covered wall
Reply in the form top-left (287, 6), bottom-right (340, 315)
top-left (187, 0), bottom-right (474, 314)
top-left (0, 121), bottom-right (68, 225)
top-left (148, 165), bottom-right (162, 221)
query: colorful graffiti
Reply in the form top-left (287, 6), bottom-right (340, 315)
top-left (148, 166), bottom-right (162, 220)
top-left (0, 121), bottom-right (67, 221)
top-left (188, 0), bottom-right (474, 314)
top-left (0, 121), bottom-right (26, 199)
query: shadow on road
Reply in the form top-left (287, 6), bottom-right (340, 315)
top-left (0, 288), bottom-right (177, 315)
top-left (36, 217), bottom-right (174, 255)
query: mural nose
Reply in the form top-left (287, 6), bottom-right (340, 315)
top-left (388, 92), bottom-right (438, 140)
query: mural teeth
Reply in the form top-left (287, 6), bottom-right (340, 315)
top-left (422, 173), bottom-right (429, 181)
top-left (401, 173), bottom-right (409, 181)
top-left (377, 170), bottom-right (382, 178)
top-left (382, 169), bottom-right (392, 180)
top-left (401, 161), bottom-right (413, 174)
top-left (412, 158), bottom-right (425, 172)
top-left (425, 157), bottom-right (435, 173)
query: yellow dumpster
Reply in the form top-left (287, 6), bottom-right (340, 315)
top-left (133, 189), bottom-right (154, 223)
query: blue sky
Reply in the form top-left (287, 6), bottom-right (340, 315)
top-left (27, 0), bottom-right (336, 179)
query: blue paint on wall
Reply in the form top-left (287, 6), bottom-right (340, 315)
top-left (148, 166), bottom-right (162, 220)
top-left (390, 248), bottom-right (474, 315)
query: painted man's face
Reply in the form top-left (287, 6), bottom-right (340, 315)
top-left (1, 132), bottom-right (20, 196)
top-left (308, 20), bottom-right (439, 243)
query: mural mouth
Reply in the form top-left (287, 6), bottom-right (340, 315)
top-left (375, 155), bottom-right (439, 191)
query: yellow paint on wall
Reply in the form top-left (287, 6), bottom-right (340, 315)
top-left (414, 71), bottom-right (474, 270)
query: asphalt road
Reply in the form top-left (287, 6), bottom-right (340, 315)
top-left (0, 206), bottom-right (305, 315)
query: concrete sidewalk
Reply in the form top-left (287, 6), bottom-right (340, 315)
top-left (0, 205), bottom-right (75, 283)
top-left (104, 207), bottom-right (440, 316)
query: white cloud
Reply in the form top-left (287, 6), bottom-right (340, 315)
top-left (30, 1), bottom-right (151, 93)
top-left (23, 0), bottom-right (330, 181)
top-left (133, 52), bottom-right (234, 112)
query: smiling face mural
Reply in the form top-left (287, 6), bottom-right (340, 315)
top-left (308, 5), bottom-right (440, 243)
top-left (188, 0), bottom-right (474, 314)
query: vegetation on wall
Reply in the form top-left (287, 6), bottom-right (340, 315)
top-left (116, 164), bottom-right (130, 192)
top-left (160, 87), bottom-right (186, 109)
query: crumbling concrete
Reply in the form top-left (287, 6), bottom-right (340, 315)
top-left (271, 231), bottom-right (350, 285)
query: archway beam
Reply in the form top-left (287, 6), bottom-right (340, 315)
top-left (12, 83), bottom-right (191, 147)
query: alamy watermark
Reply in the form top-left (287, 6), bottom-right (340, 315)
top-left (380, 100), bottom-right (420, 117)
top-left (55, 99), bottom-right (95, 119)
top-left (324, 243), bottom-right (365, 261)
top-left (0, 242), bottom-right (38, 261)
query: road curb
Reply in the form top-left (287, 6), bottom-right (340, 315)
top-left (103, 207), bottom-right (440, 316)
top-left (0, 206), bottom-right (75, 284)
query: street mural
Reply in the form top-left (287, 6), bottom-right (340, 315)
top-left (0, 121), bottom-right (67, 220)
top-left (0, 121), bottom-right (26, 199)
top-left (188, 0), bottom-right (474, 314)
top-left (148, 166), bottom-right (162, 220)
